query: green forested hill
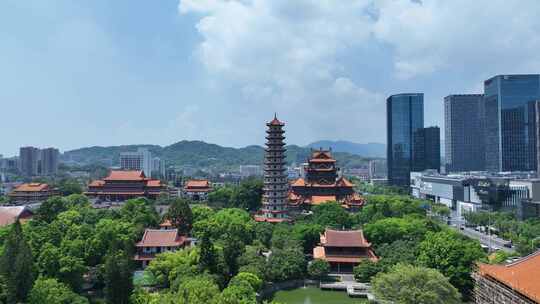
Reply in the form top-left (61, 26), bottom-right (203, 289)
top-left (62, 140), bottom-right (377, 169)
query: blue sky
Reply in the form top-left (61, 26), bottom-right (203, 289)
top-left (2, 0), bottom-right (540, 156)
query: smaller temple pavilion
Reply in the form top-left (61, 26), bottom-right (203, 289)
top-left (289, 149), bottom-right (364, 211)
top-left (313, 229), bottom-right (378, 273)
top-left (133, 227), bottom-right (189, 268)
top-left (473, 251), bottom-right (540, 303)
top-left (182, 179), bottom-right (212, 201)
top-left (9, 183), bottom-right (58, 204)
top-left (85, 170), bottom-right (165, 202)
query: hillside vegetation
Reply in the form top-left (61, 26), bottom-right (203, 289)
top-left (62, 140), bottom-right (378, 170)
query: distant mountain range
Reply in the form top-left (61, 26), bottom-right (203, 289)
top-left (62, 140), bottom-right (383, 170)
top-left (307, 140), bottom-right (386, 158)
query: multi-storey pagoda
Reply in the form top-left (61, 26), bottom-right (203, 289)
top-left (255, 115), bottom-right (289, 222)
top-left (289, 149), bottom-right (364, 210)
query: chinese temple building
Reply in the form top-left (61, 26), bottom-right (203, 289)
top-left (255, 114), bottom-right (290, 222)
top-left (85, 170), bottom-right (165, 201)
top-left (313, 229), bottom-right (378, 273)
top-left (182, 179), bottom-right (212, 201)
top-left (133, 228), bottom-right (188, 268)
top-left (8, 183), bottom-right (58, 204)
top-left (473, 251), bottom-right (540, 304)
top-left (0, 206), bottom-right (33, 227)
top-left (289, 149), bottom-right (364, 210)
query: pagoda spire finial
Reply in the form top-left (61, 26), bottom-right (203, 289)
top-left (274, 112), bottom-right (277, 120)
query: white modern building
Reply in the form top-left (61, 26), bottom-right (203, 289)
top-left (240, 165), bottom-right (263, 177)
top-left (411, 171), bottom-right (540, 219)
top-left (120, 148), bottom-right (153, 177)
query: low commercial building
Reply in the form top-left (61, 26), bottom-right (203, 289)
top-left (411, 171), bottom-right (540, 219)
top-left (313, 229), bottom-right (378, 273)
top-left (182, 179), bottom-right (212, 201)
top-left (473, 251), bottom-right (540, 304)
top-left (133, 228), bottom-right (189, 268)
top-left (8, 183), bottom-right (58, 204)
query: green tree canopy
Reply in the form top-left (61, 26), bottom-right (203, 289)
top-left (166, 198), bottom-right (194, 234)
top-left (355, 195), bottom-right (426, 225)
top-left (353, 260), bottom-right (383, 283)
top-left (363, 216), bottom-right (433, 246)
top-left (229, 272), bottom-right (262, 292)
top-left (312, 202), bottom-right (353, 229)
top-left (372, 264), bottom-right (461, 304)
top-left (230, 178), bottom-right (263, 211)
top-left (176, 276), bottom-right (220, 304)
top-left (266, 245), bottom-right (306, 282)
top-left (218, 280), bottom-right (257, 304)
top-left (103, 251), bottom-right (133, 304)
top-left (29, 277), bottom-right (88, 304)
top-left (146, 248), bottom-right (200, 288)
top-left (307, 259), bottom-right (330, 280)
top-left (417, 230), bottom-right (485, 298)
top-left (0, 221), bottom-right (35, 303)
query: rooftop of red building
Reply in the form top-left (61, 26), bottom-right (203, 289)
top-left (136, 229), bottom-right (186, 247)
top-left (291, 177), bottom-right (354, 188)
top-left (267, 113), bottom-right (284, 126)
top-left (184, 179), bottom-right (211, 189)
top-left (477, 250), bottom-right (540, 302)
top-left (321, 229), bottom-right (372, 248)
top-left (0, 206), bottom-right (33, 227)
top-left (11, 183), bottom-right (51, 192)
top-left (104, 170), bottom-right (146, 181)
top-left (309, 150), bottom-right (336, 162)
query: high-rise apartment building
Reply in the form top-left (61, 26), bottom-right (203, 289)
top-left (484, 74), bottom-right (540, 172)
top-left (40, 148), bottom-right (59, 176)
top-left (387, 93), bottom-right (424, 187)
top-left (444, 94), bottom-right (485, 172)
top-left (120, 148), bottom-right (153, 177)
top-left (19, 147), bottom-right (40, 177)
top-left (152, 157), bottom-right (166, 178)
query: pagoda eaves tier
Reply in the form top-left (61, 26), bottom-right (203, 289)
top-left (255, 115), bottom-right (290, 223)
top-left (289, 149), bottom-right (364, 209)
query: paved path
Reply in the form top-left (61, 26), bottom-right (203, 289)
top-left (446, 212), bottom-right (514, 253)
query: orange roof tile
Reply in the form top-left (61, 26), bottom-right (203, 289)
top-left (185, 180), bottom-right (211, 189)
top-left (309, 158), bottom-right (336, 163)
top-left (0, 206), bottom-right (33, 227)
top-left (311, 150), bottom-right (335, 160)
top-left (159, 219), bottom-right (173, 227)
top-left (311, 195), bottom-right (337, 205)
top-left (13, 183), bottom-right (50, 192)
top-left (268, 114), bottom-right (284, 126)
top-left (104, 170), bottom-right (146, 181)
top-left (336, 177), bottom-right (354, 187)
top-left (146, 180), bottom-right (162, 187)
top-left (136, 229), bottom-right (186, 247)
top-left (323, 229), bottom-right (372, 248)
top-left (291, 178), bottom-right (306, 187)
top-left (313, 245), bottom-right (378, 263)
top-left (88, 180), bottom-right (105, 187)
top-left (477, 251), bottom-right (540, 302)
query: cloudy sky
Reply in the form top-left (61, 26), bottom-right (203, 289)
top-left (2, 0), bottom-right (540, 156)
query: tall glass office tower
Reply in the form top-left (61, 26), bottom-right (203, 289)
top-left (484, 75), bottom-right (540, 172)
top-left (444, 94), bottom-right (485, 172)
top-left (387, 93), bottom-right (424, 187)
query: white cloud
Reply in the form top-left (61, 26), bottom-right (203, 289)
top-left (178, 0), bottom-right (540, 145)
top-left (178, 0), bottom-right (384, 143)
top-left (373, 0), bottom-right (540, 79)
